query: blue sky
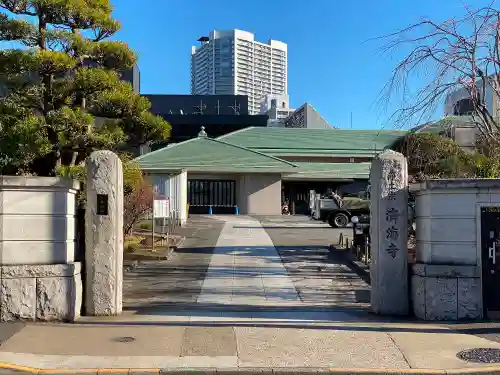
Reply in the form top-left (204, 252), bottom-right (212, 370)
top-left (112, 0), bottom-right (487, 130)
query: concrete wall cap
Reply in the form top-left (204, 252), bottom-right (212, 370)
top-left (1, 263), bottom-right (82, 278)
top-left (0, 176), bottom-right (80, 190)
top-left (410, 178), bottom-right (500, 192)
top-left (412, 263), bottom-right (480, 278)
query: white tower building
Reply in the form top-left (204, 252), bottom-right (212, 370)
top-left (190, 29), bottom-right (288, 114)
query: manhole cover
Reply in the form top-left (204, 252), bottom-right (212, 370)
top-left (113, 336), bottom-right (136, 343)
top-left (457, 348), bottom-right (500, 363)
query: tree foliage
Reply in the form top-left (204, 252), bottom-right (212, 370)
top-left (56, 152), bottom-right (144, 206)
top-left (396, 132), bottom-right (500, 181)
top-left (0, 0), bottom-right (170, 176)
top-left (379, 5), bottom-right (500, 139)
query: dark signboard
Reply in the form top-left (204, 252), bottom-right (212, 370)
top-left (149, 114), bottom-right (268, 149)
top-left (96, 194), bottom-right (108, 216)
top-left (144, 94), bottom-right (250, 116)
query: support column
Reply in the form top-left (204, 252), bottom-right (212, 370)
top-left (370, 150), bottom-right (409, 315)
top-left (179, 170), bottom-right (188, 226)
top-left (85, 150), bottom-right (124, 316)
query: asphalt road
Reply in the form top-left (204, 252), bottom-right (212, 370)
top-left (254, 215), bottom-right (353, 247)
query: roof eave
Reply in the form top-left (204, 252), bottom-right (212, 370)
top-left (139, 166), bottom-right (297, 174)
top-left (282, 176), bottom-right (360, 181)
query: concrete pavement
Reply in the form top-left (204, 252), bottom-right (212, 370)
top-left (120, 215), bottom-right (367, 322)
top-left (1, 216), bottom-right (500, 372)
top-left (3, 321), bottom-right (500, 371)
top-left (198, 215), bottom-right (300, 306)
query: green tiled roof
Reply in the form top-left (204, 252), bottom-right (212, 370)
top-left (135, 136), bottom-right (298, 173)
top-left (284, 162), bottom-right (371, 180)
top-left (250, 149), bottom-right (380, 157)
top-left (218, 127), bottom-right (407, 156)
top-left (411, 116), bottom-right (478, 133)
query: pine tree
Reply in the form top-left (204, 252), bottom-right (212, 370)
top-left (0, 0), bottom-right (170, 176)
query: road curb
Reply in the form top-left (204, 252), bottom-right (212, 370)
top-left (2, 363), bottom-right (500, 375)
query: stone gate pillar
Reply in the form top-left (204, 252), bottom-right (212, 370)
top-left (85, 150), bottom-right (124, 316)
top-left (370, 150), bottom-right (409, 315)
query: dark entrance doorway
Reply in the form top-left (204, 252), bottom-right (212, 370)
top-left (188, 179), bottom-right (236, 214)
top-left (481, 206), bottom-right (500, 317)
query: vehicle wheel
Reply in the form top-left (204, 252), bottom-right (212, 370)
top-left (329, 212), bottom-right (349, 228)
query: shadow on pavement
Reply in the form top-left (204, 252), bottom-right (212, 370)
top-left (0, 322), bottom-right (25, 346)
top-left (124, 244), bottom-right (370, 310)
top-left (77, 311), bottom-right (496, 336)
top-left (123, 215), bottom-right (372, 325)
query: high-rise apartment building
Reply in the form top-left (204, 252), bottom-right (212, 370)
top-left (190, 29), bottom-right (288, 114)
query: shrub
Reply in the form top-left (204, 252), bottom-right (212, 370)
top-left (140, 222), bottom-right (153, 230)
top-left (124, 242), bottom-right (140, 253)
top-left (124, 179), bottom-right (154, 235)
top-left (395, 133), bottom-right (470, 180)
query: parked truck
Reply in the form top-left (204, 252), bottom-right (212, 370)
top-left (312, 191), bottom-right (370, 228)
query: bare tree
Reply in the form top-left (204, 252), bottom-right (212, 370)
top-left (124, 179), bottom-right (154, 236)
top-left (379, 4), bottom-right (500, 140)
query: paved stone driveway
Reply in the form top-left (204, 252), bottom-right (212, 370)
top-left (123, 216), bottom-right (223, 311)
top-left (198, 215), bottom-right (301, 306)
top-left (123, 215), bottom-right (370, 320)
top-left (258, 216), bottom-right (370, 308)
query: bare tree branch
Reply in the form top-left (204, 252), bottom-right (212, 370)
top-left (378, 4), bottom-right (500, 139)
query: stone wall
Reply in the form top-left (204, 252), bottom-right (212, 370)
top-left (410, 179), bottom-right (500, 320)
top-left (0, 176), bottom-right (82, 321)
top-left (411, 264), bottom-right (481, 320)
top-left (1, 264), bottom-right (82, 321)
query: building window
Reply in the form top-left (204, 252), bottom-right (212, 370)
top-left (453, 98), bottom-right (475, 116)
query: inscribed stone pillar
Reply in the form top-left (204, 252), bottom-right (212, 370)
top-left (370, 150), bottom-right (409, 315)
top-left (85, 151), bottom-right (123, 316)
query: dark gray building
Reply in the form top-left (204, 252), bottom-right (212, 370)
top-left (120, 64), bottom-right (140, 93)
top-left (143, 94), bottom-right (249, 116)
top-left (283, 103), bottom-right (331, 129)
top-left (142, 94), bottom-right (267, 149)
